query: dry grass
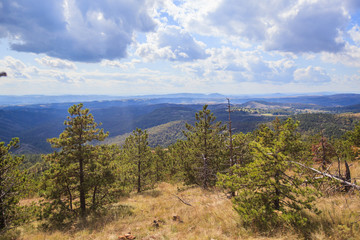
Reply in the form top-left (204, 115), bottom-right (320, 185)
top-left (15, 161), bottom-right (360, 240)
top-left (17, 183), bottom-right (301, 240)
top-left (307, 160), bottom-right (360, 240)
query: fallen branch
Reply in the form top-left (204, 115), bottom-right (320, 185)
top-left (290, 161), bottom-right (360, 191)
top-left (172, 194), bottom-right (193, 207)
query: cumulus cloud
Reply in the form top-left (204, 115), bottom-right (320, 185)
top-left (265, 0), bottom-right (347, 53)
top-left (35, 56), bottom-right (77, 69)
top-left (349, 25), bottom-right (360, 44)
top-left (175, 47), bottom-right (297, 84)
top-left (1, 56), bottom-right (31, 79)
top-left (136, 25), bottom-right (208, 61)
top-left (321, 43), bottom-right (360, 67)
top-left (0, 0), bottom-right (156, 62)
top-left (167, 0), bottom-right (350, 54)
top-left (100, 59), bottom-right (140, 69)
top-left (294, 66), bottom-right (331, 84)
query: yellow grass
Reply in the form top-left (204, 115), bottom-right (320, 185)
top-left (17, 182), bottom-right (302, 240)
top-left (14, 161), bottom-right (360, 240)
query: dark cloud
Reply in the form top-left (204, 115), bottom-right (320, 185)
top-left (0, 0), bottom-right (156, 62)
top-left (345, 0), bottom-right (360, 10)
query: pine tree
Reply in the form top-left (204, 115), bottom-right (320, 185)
top-left (123, 128), bottom-right (153, 193)
top-left (0, 138), bottom-right (27, 231)
top-left (183, 105), bottom-right (226, 189)
top-left (153, 146), bottom-right (167, 182)
top-left (218, 118), bottom-right (319, 231)
top-left (42, 103), bottom-right (109, 223)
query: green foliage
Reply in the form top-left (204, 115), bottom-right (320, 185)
top-left (182, 105), bottom-right (227, 189)
top-left (0, 138), bottom-right (27, 232)
top-left (41, 103), bottom-right (112, 225)
top-left (166, 140), bottom-right (190, 182)
top-left (123, 128), bottom-right (154, 193)
top-left (153, 146), bottom-right (168, 182)
top-left (344, 121), bottom-right (360, 160)
top-left (294, 113), bottom-right (357, 139)
top-left (218, 118), bottom-right (320, 233)
top-left (231, 132), bottom-right (254, 166)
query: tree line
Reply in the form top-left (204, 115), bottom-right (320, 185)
top-left (1, 103), bottom-right (360, 234)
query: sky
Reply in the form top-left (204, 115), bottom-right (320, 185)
top-left (1, 0), bottom-right (360, 96)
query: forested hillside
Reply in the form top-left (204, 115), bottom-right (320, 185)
top-left (2, 102), bottom-right (360, 240)
top-left (2, 94), bottom-right (360, 153)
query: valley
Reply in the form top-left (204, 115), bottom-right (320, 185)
top-left (1, 93), bottom-right (360, 153)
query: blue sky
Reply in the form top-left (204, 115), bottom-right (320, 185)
top-left (0, 0), bottom-right (360, 96)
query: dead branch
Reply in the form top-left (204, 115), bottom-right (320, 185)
top-left (289, 161), bottom-right (360, 191)
top-left (172, 194), bottom-right (193, 207)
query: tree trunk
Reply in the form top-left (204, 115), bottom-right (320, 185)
top-left (92, 185), bottom-right (97, 208)
top-left (66, 184), bottom-right (73, 211)
top-left (227, 98), bottom-right (235, 197)
top-left (79, 156), bottom-right (86, 220)
top-left (345, 160), bottom-right (351, 192)
top-left (274, 171), bottom-right (280, 210)
top-left (137, 159), bottom-right (141, 193)
top-left (203, 116), bottom-right (208, 189)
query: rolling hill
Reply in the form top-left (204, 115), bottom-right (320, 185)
top-left (1, 93), bottom-right (360, 153)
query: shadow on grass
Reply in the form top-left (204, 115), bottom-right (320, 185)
top-left (138, 189), bottom-right (162, 198)
top-left (39, 204), bottom-right (134, 234)
top-left (86, 204), bottom-right (134, 231)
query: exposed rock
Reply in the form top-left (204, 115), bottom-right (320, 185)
top-left (118, 232), bottom-right (136, 240)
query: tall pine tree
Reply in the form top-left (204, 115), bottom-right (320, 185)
top-left (183, 105), bottom-right (226, 189)
top-left (42, 103), bottom-right (109, 223)
top-left (123, 128), bottom-right (153, 193)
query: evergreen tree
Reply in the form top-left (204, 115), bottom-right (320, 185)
top-left (153, 146), bottom-right (168, 182)
top-left (218, 118), bottom-right (319, 231)
top-left (183, 105), bottom-right (226, 189)
top-left (167, 140), bottom-right (189, 182)
top-left (123, 128), bottom-right (153, 193)
top-left (0, 138), bottom-right (27, 231)
top-left (42, 103), bottom-right (109, 223)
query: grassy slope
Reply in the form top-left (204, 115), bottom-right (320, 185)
top-left (19, 183), bottom-right (297, 240)
top-left (18, 160), bottom-right (360, 240)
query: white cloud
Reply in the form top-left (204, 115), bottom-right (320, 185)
top-left (174, 47), bottom-right (297, 84)
top-left (265, 0), bottom-right (347, 53)
top-left (162, 0), bottom-right (350, 54)
top-left (1, 56), bottom-right (30, 79)
top-left (100, 59), bottom-right (140, 69)
top-left (136, 25), bottom-right (208, 61)
top-left (321, 43), bottom-right (360, 67)
top-left (294, 66), bottom-right (331, 84)
top-left (349, 25), bottom-right (360, 44)
top-left (35, 56), bottom-right (77, 70)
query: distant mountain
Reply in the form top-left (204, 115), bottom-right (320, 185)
top-left (247, 94), bottom-right (360, 107)
top-left (0, 95), bottom-right (127, 106)
top-left (1, 93), bottom-right (360, 154)
top-left (1, 93), bottom-right (360, 107)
